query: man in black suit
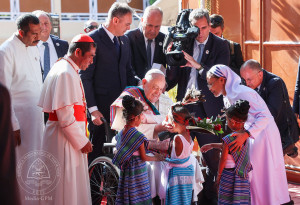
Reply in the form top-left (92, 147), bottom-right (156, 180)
top-left (241, 59), bottom-right (299, 157)
top-left (210, 14), bottom-right (244, 75)
top-left (126, 6), bottom-right (166, 79)
top-left (166, 8), bottom-right (230, 204)
top-left (33, 10), bottom-right (69, 80)
top-left (80, 2), bottom-right (138, 164)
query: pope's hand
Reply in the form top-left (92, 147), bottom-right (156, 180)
top-left (228, 131), bottom-right (249, 152)
top-left (91, 110), bottom-right (104, 126)
top-left (14, 130), bottom-right (21, 146)
top-left (81, 141), bottom-right (93, 154)
top-left (182, 51), bottom-right (201, 69)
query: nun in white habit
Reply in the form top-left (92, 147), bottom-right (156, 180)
top-left (206, 64), bottom-right (290, 205)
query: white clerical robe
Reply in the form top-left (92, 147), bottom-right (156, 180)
top-left (38, 57), bottom-right (91, 205)
top-left (0, 34), bottom-right (44, 204)
top-left (224, 87), bottom-right (290, 205)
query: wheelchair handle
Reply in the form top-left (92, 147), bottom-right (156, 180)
top-left (101, 117), bottom-right (113, 143)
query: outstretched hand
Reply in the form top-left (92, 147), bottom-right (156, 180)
top-left (181, 51), bottom-right (201, 69)
top-left (228, 132), bottom-right (249, 152)
top-left (201, 144), bottom-right (213, 153)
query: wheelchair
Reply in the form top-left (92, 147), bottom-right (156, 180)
top-left (88, 118), bottom-right (120, 205)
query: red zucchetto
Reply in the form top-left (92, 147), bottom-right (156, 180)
top-left (71, 34), bottom-right (94, 43)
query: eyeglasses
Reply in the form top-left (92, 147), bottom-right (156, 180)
top-left (207, 78), bottom-right (218, 89)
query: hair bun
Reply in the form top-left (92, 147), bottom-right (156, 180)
top-left (122, 95), bottom-right (136, 110)
top-left (234, 100), bottom-right (250, 115)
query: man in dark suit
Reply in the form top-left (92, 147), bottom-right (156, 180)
top-left (241, 59), bottom-right (299, 157)
top-left (126, 6), bottom-right (166, 79)
top-left (80, 2), bottom-right (138, 164)
top-left (210, 14), bottom-right (244, 75)
top-left (33, 10), bottom-right (69, 80)
top-left (166, 8), bottom-right (230, 204)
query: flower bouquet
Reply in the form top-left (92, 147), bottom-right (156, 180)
top-left (186, 116), bottom-right (224, 135)
top-left (181, 85), bottom-right (206, 105)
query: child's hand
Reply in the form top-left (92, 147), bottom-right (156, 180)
top-left (154, 153), bottom-right (165, 161)
top-left (201, 144), bottom-right (213, 153)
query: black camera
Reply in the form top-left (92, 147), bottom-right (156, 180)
top-left (163, 9), bottom-right (199, 66)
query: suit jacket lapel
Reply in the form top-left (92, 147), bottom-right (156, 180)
top-left (98, 27), bottom-right (117, 55)
top-left (51, 35), bottom-right (60, 57)
top-left (153, 36), bottom-right (163, 61)
top-left (201, 33), bottom-right (212, 64)
top-left (135, 29), bottom-right (147, 61)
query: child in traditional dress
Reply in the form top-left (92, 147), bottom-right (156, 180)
top-left (112, 95), bottom-right (164, 205)
top-left (161, 104), bottom-right (204, 205)
top-left (203, 100), bottom-right (252, 204)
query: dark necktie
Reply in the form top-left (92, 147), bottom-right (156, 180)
top-left (113, 36), bottom-right (120, 58)
top-left (255, 87), bottom-right (259, 92)
top-left (43, 42), bottom-right (50, 80)
top-left (147, 39), bottom-right (153, 69)
top-left (187, 44), bottom-right (205, 89)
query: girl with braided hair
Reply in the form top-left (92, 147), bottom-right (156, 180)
top-left (161, 104), bottom-right (204, 205)
top-left (112, 95), bottom-right (164, 205)
top-left (216, 100), bottom-right (252, 204)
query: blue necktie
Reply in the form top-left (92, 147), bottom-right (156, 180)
top-left (43, 42), bottom-right (50, 80)
top-left (147, 39), bottom-right (153, 69)
top-left (113, 36), bottom-right (120, 58)
top-left (187, 44), bottom-right (205, 89)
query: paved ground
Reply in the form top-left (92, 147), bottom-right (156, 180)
top-left (289, 182), bottom-right (300, 204)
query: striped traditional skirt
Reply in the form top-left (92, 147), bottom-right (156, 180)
top-left (218, 168), bottom-right (251, 205)
top-left (116, 156), bottom-right (152, 205)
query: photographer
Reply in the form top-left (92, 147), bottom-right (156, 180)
top-left (166, 8), bottom-right (230, 204)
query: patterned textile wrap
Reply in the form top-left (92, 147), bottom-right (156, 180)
top-left (110, 86), bottom-right (160, 124)
top-left (218, 169), bottom-right (251, 204)
top-left (223, 133), bottom-right (252, 178)
top-left (116, 156), bottom-right (152, 205)
top-left (165, 157), bottom-right (194, 205)
top-left (112, 127), bottom-right (149, 170)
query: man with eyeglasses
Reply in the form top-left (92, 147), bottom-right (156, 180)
top-left (240, 59), bottom-right (299, 158)
top-left (210, 14), bottom-right (244, 75)
top-left (126, 6), bottom-right (166, 79)
top-left (84, 20), bottom-right (99, 33)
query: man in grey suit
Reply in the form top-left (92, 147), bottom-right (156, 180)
top-left (80, 2), bottom-right (138, 163)
top-left (33, 10), bottom-right (69, 80)
top-left (126, 6), bottom-right (166, 79)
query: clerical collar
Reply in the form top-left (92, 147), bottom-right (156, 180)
top-left (64, 56), bottom-right (80, 73)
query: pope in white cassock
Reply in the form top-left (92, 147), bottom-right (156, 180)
top-left (0, 14), bottom-right (44, 204)
top-left (110, 70), bottom-right (204, 202)
top-left (38, 34), bottom-right (95, 205)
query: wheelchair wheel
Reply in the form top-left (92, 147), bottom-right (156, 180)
top-left (89, 156), bottom-right (120, 205)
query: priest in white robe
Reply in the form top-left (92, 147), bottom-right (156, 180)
top-left (38, 34), bottom-right (95, 205)
top-left (0, 14), bottom-right (44, 204)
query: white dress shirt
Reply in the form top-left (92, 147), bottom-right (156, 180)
top-left (38, 36), bottom-right (58, 72)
